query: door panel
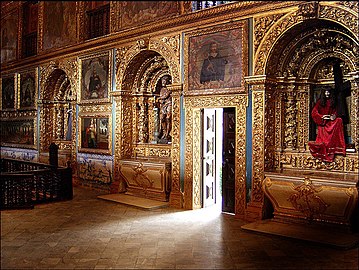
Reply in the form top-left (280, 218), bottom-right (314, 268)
top-left (203, 109), bottom-right (216, 207)
top-left (222, 108), bottom-right (235, 213)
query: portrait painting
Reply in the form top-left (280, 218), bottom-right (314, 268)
top-left (1, 11), bottom-right (18, 63)
top-left (81, 53), bottom-right (110, 101)
top-left (80, 117), bottom-right (110, 151)
top-left (0, 119), bottom-right (35, 147)
top-left (1, 75), bottom-right (15, 110)
top-left (187, 25), bottom-right (246, 92)
top-left (19, 70), bottom-right (36, 109)
top-left (120, 2), bottom-right (178, 29)
top-left (42, 1), bottom-right (77, 51)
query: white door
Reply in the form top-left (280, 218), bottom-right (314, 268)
top-left (202, 108), bottom-right (217, 207)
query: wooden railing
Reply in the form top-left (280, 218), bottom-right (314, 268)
top-left (1, 158), bottom-right (73, 210)
top-left (87, 4), bottom-right (110, 40)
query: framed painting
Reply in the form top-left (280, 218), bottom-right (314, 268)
top-left (18, 69), bottom-right (37, 109)
top-left (79, 114), bottom-right (111, 154)
top-left (185, 22), bottom-right (248, 95)
top-left (1, 10), bottom-right (18, 63)
top-left (42, 1), bottom-right (77, 51)
top-left (1, 75), bottom-right (16, 110)
top-left (0, 118), bottom-right (36, 149)
top-left (80, 52), bottom-right (111, 103)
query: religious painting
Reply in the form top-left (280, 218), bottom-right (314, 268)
top-left (1, 75), bottom-right (16, 110)
top-left (120, 2), bottom-right (178, 29)
top-left (42, 1), bottom-right (77, 51)
top-left (1, 10), bottom-right (18, 63)
top-left (79, 115), bottom-right (110, 153)
top-left (0, 119), bottom-right (35, 148)
top-left (80, 52), bottom-right (110, 102)
top-left (19, 70), bottom-right (36, 109)
top-left (186, 23), bottom-right (247, 93)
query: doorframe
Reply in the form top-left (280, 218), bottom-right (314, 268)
top-left (183, 94), bottom-right (247, 217)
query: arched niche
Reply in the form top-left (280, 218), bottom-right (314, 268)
top-left (113, 42), bottom-right (181, 202)
top-left (39, 62), bottom-right (77, 166)
top-left (263, 17), bottom-right (358, 172)
top-left (121, 50), bottom-right (171, 145)
top-left (250, 3), bottom-right (359, 229)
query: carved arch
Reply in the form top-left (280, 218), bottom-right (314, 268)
top-left (254, 2), bottom-right (358, 76)
top-left (116, 35), bottom-right (180, 90)
top-left (40, 59), bottom-right (79, 100)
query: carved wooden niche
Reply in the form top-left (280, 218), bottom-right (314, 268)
top-left (124, 50), bottom-right (172, 149)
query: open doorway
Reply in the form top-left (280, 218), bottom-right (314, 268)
top-left (201, 107), bottom-right (235, 214)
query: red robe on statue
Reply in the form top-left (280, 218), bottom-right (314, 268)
top-left (308, 100), bottom-right (346, 162)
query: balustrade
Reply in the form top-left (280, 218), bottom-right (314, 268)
top-left (0, 158), bottom-right (73, 210)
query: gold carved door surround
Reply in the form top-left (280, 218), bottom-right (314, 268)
top-left (183, 95), bottom-right (247, 216)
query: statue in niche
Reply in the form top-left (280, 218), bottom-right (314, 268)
top-left (157, 75), bottom-right (172, 143)
top-left (308, 87), bottom-right (346, 162)
top-left (308, 60), bottom-right (352, 162)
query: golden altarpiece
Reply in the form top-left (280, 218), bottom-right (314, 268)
top-left (1, 1), bottom-right (358, 235)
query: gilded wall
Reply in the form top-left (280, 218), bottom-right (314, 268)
top-left (1, 1), bottom-right (358, 222)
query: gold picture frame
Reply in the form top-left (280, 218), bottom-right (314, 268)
top-left (79, 51), bottom-right (112, 104)
top-left (0, 117), bottom-right (37, 149)
top-left (17, 68), bottom-right (38, 110)
top-left (184, 21), bottom-right (248, 96)
top-left (78, 113), bottom-right (112, 155)
top-left (1, 74), bottom-right (16, 110)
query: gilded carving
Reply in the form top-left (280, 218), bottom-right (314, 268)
top-left (296, 85), bottom-right (309, 151)
top-left (37, 2), bottom-right (44, 54)
top-left (113, 93), bottom-right (133, 160)
top-left (283, 90), bottom-right (297, 150)
top-left (132, 162), bottom-right (154, 190)
top-left (278, 152), bottom-right (359, 173)
top-left (116, 35), bottom-right (180, 91)
top-left (193, 108), bottom-right (201, 209)
top-left (170, 84), bottom-right (182, 200)
top-left (274, 87), bottom-right (285, 152)
top-left (264, 89), bottom-right (275, 171)
top-left (288, 177), bottom-right (329, 220)
top-left (251, 90), bottom-right (265, 204)
top-left (255, 2), bottom-right (357, 76)
top-left (149, 35), bottom-right (181, 84)
top-left (254, 10), bottom-right (301, 75)
top-left (77, 2), bottom-right (85, 41)
top-left (110, 2), bottom-right (120, 34)
top-left (320, 3), bottom-right (358, 37)
top-left (254, 13), bottom-right (285, 53)
top-left (79, 104), bottom-right (112, 113)
top-left (184, 95), bottom-right (247, 214)
top-left (298, 2), bottom-right (319, 19)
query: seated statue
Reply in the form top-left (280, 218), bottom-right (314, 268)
top-left (308, 87), bottom-right (346, 162)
